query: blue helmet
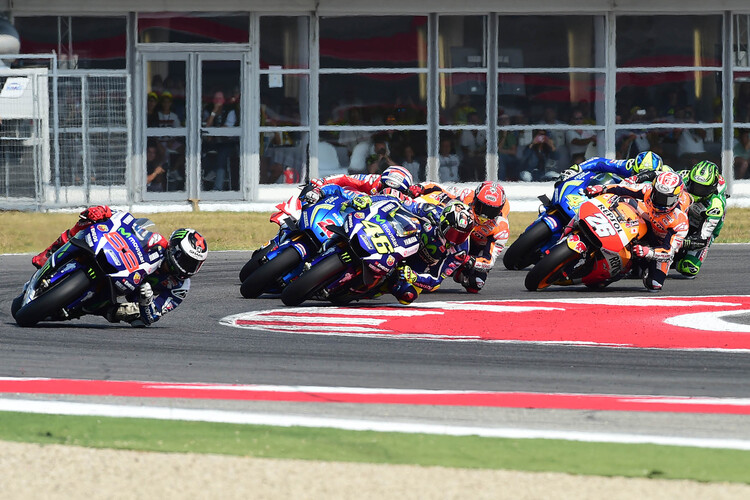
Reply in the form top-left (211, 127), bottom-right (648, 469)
top-left (633, 151), bottom-right (663, 174)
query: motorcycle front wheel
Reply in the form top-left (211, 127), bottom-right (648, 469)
top-left (524, 244), bottom-right (580, 291)
top-left (503, 222), bottom-right (553, 270)
top-left (14, 269), bottom-right (91, 327)
top-left (240, 246), bottom-right (301, 299)
top-left (238, 244), bottom-right (273, 282)
top-left (281, 254), bottom-right (347, 307)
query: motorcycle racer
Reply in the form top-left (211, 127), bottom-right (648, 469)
top-left (388, 200), bottom-right (475, 304)
top-left (411, 181), bottom-right (510, 293)
top-left (673, 160), bottom-right (727, 278)
top-left (300, 165), bottom-right (415, 206)
top-left (559, 150), bottom-right (665, 182)
top-left (586, 171), bottom-right (689, 291)
top-left (29, 206), bottom-right (207, 326)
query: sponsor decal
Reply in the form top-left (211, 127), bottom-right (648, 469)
top-left (133, 272), bottom-right (142, 285)
top-left (97, 224), bottom-right (109, 232)
top-left (386, 255), bottom-right (395, 267)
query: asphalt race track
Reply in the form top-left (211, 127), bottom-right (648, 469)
top-left (1, 245), bottom-right (750, 442)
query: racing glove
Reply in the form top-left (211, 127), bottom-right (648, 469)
top-left (585, 185), bottom-right (606, 198)
top-left (302, 187), bottom-right (322, 206)
top-left (399, 264), bottom-right (418, 284)
top-left (408, 184), bottom-right (425, 198)
top-left (138, 282), bottom-right (154, 306)
top-left (80, 205), bottom-right (112, 223)
top-left (633, 244), bottom-right (655, 260)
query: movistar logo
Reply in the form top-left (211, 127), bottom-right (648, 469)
top-left (118, 227), bottom-right (132, 238)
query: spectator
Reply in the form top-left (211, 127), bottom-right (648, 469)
top-left (734, 128), bottom-right (750, 179)
top-left (497, 113), bottom-right (518, 181)
top-left (566, 110), bottom-right (596, 164)
top-left (338, 108), bottom-right (371, 155)
top-left (202, 90), bottom-right (238, 191)
top-left (155, 91), bottom-right (185, 190)
top-left (438, 136), bottom-right (460, 182)
top-left (520, 129), bottom-right (557, 182)
top-left (459, 111), bottom-right (486, 181)
top-left (146, 139), bottom-right (166, 192)
top-left (401, 144), bottom-right (421, 182)
top-left (675, 106), bottom-right (708, 169)
top-left (156, 91), bottom-right (181, 128)
top-left (146, 92), bottom-right (159, 128)
top-left (366, 135), bottom-right (397, 174)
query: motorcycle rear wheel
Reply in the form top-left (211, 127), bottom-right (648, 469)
top-left (240, 247), bottom-right (301, 299)
top-left (281, 254), bottom-right (347, 307)
top-left (503, 222), bottom-right (553, 270)
top-left (14, 269), bottom-right (91, 327)
top-left (525, 244), bottom-right (580, 291)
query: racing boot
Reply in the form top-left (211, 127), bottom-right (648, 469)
top-left (105, 303), bottom-right (141, 324)
top-left (32, 219), bottom-right (93, 269)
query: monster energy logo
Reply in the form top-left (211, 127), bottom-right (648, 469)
top-left (87, 267), bottom-right (97, 279)
top-left (340, 251), bottom-right (353, 263)
top-left (172, 229), bottom-right (189, 239)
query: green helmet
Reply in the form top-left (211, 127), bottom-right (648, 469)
top-left (687, 161), bottom-right (719, 199)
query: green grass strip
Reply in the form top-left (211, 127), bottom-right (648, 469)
top-left (1, 411), bottom-right (749, 483)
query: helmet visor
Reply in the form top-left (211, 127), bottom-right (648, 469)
top-left (689, 180), bottom-right (714, 199)
top-left (171, 247), bottom-right (204, 277)
top-left (651, 190), bottom-right (679, 212)
top-left (474, 199), bottom-right (502, 220)
top-left (442, 226), bottom-right (470, 245)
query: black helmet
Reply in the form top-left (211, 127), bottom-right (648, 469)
top-left (166, 228), bottom-right (207, 279)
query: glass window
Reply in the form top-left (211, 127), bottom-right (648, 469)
top-left (260, 131), bottom-right (309, 184)
top-left (319, 74), bottom-right (426, 126)
top-left (439, 16), bottom-right (486, 69)
top-left (260, 17), bottom-right (309, 70)
top-left (735, 78), bottom-right (750, 123)
top-left (497, 72), bottom-right (605, 125)
top-left (440, 73), bottom-right (486, 125)
top-left (320, 16), bottom-right (427, 69)
top-left (261, 74), bottom-right (309, 127)
top-left (498, 16), bottom-right (604, 68)
top-left (15, 16), bottom-right (127, 69)
top-left (616, 72), bottom-right (721, 124)
top-left (138, 14), bottom-right (249, 43)
top-left (617, 16), bottom-right (722, 68)
top-left (733, 127), bottom-right (750, 180)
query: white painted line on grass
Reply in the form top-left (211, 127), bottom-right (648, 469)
top-left (2, 398), bottom-right (749, 451)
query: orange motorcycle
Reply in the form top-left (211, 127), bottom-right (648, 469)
top-left (524, 193), bottom-right (648, 291)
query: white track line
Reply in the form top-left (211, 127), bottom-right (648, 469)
top-left (1, 398), bottom-right (749, 450)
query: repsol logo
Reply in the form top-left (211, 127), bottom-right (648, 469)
top-left (599, 205), bottom-right (622, 233)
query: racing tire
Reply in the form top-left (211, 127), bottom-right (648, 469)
top-left (524, 244), bottom-right (580, 292)
top-left (14, 269), bottom-right (91, 327)
top-left (10, 295), bottom-right (23, 319)
top-left (503, 222), bottom-right (553, 270)
top-left (240, 247), bottom-right (302, 299)
top-left (239, 244), bottom-right (273, 282)
top-left (281, 254), bottom-right (347, 307)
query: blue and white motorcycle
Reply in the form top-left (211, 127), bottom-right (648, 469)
top-left (239, 185), bottom-right (355, 298)
top-left (12, 212), bottom-right (161, 327)
top-left (503, 170), bottom-right (622, 270)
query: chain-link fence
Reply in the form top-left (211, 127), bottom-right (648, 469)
top-left (0, 55), bottom-right (131, 210)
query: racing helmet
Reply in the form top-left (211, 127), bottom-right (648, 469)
top-left (685, 160), bottom-right (719, 200)
top-left (472, 181), bottom-right (507, 221)
top-left (646, 171), bottom-right (683, 214)
top-left (379, 166), bottom-right (413, 195)
top-left (438, 200), bottom-right (475, 246)
top-left (166, 228), bottom-right (208, 279)
top-left (633, 151), bottom-right (663, 174)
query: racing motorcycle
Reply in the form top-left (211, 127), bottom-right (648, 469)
top-left (524, 193), bottom-right (648, 291)
top-left (12, 213), bottom-right (162, 327)
top-left (239, 187), bottom-right (352, 298)
top-left (280, 198), bottom-right (422, 306)
top-left (503, 171), bottom-right (622, 270)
